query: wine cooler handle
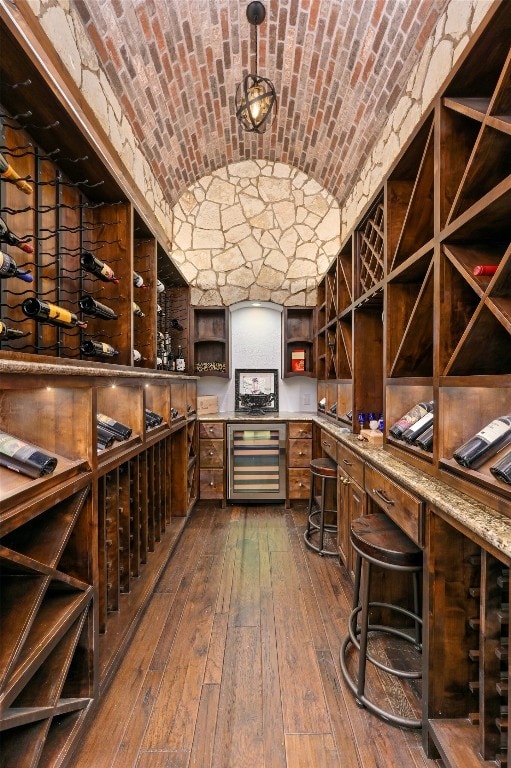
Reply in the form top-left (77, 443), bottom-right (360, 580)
top-left (372, 488), bottom-right (394, 506)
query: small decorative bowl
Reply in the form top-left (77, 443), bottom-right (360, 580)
top-left (239, 393), bottom-right (275, 412)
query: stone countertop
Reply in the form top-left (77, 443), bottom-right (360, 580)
top-left (0, 355), bottom-right (197, 381)
top-left (314, 414), bottom-right (511, 563)
top-left (197, 411), bottom-right (314, 422)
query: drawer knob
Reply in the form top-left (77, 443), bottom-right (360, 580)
top-left (341, 477), bottom-right (350, 485)
top-left (209, 427), bottom-right (214, 432)
top-left (343, 458), bottom-right (352, 466)
top-left (373, 488), bottom-right (394, 506)
top-left (299, 451), bottom-right (304, 456)
top-left (299, 482), bottom-right (303, 487)
top-left (209, 481), bottom-right (214, 486)
top-left (322, 440), bottom-right (331, 448)
top-left (209, 450), bottom-right (214, 455)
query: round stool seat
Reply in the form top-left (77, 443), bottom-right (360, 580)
top-left (340, 512), bottom-right (423, 729)
top-left (351, 512), bottom-right (422, 568)
top-left (304, 456), bottom-right (338, 557)
top-left (310, 457), bottom-right (337, 478)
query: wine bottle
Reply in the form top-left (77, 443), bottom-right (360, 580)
top-left (0, 431), bottom-right (58, 478)
top-left (0, 216), bottom-right (33, 253)
top-left (402, 410), bottom-right (434, 444)
top-left (80, 340), bottom-right (118, 357)
top-left (318, 397), bottom-right (326, 411)
top-left (175, 345), bottom-right (185, 372)
top-left (453, 415), bottom-right (511, 469)
top-left (157, 304), bottom-right (164, 315)
top-left (80, 251), bottom-right (119, 283)
top-left (0, 152), bottom-right (32, 194)
top-left (490, 449), bottom-right (511, 484)
top-left (97, 424), bottom-right (115, 450)
top-left (156, 279), bottom-right (165, 294)
top-left (22, 298), bottom-right (87, 329)
top-left (133, 348), bottom-right (142, 363)
top-left (133, 301), bottom-right (145, 317)
top-left (97, 413), bottom-right (132, 440)
top-left (171, 407), bottom-right (179, 420)
top-left (169, 318), bottom-right (184, 330)
top-left (416, 425), bottom-right (434, 452)
top-left (329, 402), bottom-right (337, 414)
top-left (473, 265), bottom-right (498, 276)
top-left (79, 295), bottom-right (118, 320)
top-left (0, 250), bottom-right (33, 282)
top-left (389, 401), bottom-right (434, 440)
top-left (133, 271), bottom-right (147, 288)
top-left (145, 408), bottom-right (163, 428)
top-left (0, 320), bottom-right (28, 340)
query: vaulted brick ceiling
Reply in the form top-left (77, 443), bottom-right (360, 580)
top-left (75, 0), bottom-right (450, 207)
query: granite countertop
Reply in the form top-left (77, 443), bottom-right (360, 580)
top-left (314, 414), bottom-right (511, 563)
top-left (198, 411), bottom-right (315, 422)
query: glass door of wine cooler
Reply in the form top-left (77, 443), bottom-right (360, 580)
top-left (227, 423), bottom-right (287, 501)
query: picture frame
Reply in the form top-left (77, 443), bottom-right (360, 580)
top-left (234, 368), bottom-right (279, 413)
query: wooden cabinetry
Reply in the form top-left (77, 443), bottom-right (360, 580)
top-left (0, 361), bottom-right (197, 766)
top-left (425, 508), bottom-right (511, 767)
top-left (282, 308), bottom-right (315, 377)
top-left (316, 2), bottom-right (511, 516)
top-left (199, 421), bottom-right (225, 500)
top-left (190, 306), bottom-right (229, 377)
top-left (287, 422), bottom-right (312, 501)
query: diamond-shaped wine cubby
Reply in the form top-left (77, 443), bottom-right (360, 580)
top-left (0, 486), bottom-right (94, 768)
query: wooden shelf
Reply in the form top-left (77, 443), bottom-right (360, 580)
top-left (282, 307), bottom-right (315, 378)
top-left (190, 306), bottom-right (229, 377)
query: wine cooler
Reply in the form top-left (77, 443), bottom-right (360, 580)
top-left (227, 423), bottom-right (287, 501)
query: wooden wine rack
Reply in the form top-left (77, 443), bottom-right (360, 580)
top-left (316, 2), bottom-right (511, 508)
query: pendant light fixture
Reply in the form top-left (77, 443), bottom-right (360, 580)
top-left (235, 1), bottom-right (277, 134)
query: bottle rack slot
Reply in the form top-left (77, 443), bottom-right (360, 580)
top-left (356, 198), bottom-right (385, 296)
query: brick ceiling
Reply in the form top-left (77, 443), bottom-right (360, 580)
top-left (75, 0), bottom-right (450, 207)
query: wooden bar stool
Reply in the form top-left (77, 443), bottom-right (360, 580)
top-left (340, 512), bottom-right (423, 728)
top-left (304, 457), bottom-right (337, 556)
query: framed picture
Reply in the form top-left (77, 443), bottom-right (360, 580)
top-left (234, 368), bottom-right (279, 413)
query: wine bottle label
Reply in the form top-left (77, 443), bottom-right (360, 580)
top-left (100, 263), bottom-right (115, 280)
top-left (476, 421), bottom-right (510, 442)
top-left (48, 304), bottom-right (73, 324)
top-left (0, 433), bottom-right (34, 460)
top-left (97, 414), bottom-right (117, 427)
top-left (393, 404), bottom-right (428, 431)
top-left (1, 166), bottom-right (18, 181)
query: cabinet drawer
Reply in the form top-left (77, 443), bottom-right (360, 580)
top-left (320, 429), bottom-right (337, 462)
top-left (199, 422), bottom-right (224, 439)
top-left (288, 422), bottom-right (312, 439)
top-left (199, 439), bottom-right (224, 467)
top-left (288, 469), bottom-right (310, 499)
top-left (337, 443), bottom-right (364, 487)
top-left (288, 438), bottom-right (312, 467)
top-left (200, 469), bottom-right (224, 499)
top-left (364, 464), bottom-right (423, 546)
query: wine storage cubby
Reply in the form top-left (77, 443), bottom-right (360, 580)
top-left (355, 195), bottom-right (385, 298)
top-left (190, 305), bottom-right (229, 378)
top-left (426, 510), bottom-right (511, 767)
top-left (282, 307), bottom-right (315, 378)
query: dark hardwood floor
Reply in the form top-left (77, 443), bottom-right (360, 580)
top-left (72, 503), bottom-right (441, 767)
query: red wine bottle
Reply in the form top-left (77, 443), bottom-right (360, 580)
top-left (0, 216), bottom-right (33, 253)
top-left (490, 449), bottom-right (511, 484)
top-left (0, 250), bottom-right (33, 282)
top-left (80, 251), bottom-right (119, 283)
top-left (79, 295), bottom-right (118, 320)
top-left (0, 152), bottom-right (32, 194)
top-left (0, 320), bottom-right (28, 340)
top-left (97, 424), bottom-right (115, 450)
top-left (22, 298), bottom-right (87, 329)
top-left (80, 340), bottom-right (119, 357)
top-left (389, 401), bottom-right (434, 440)
top-left (0, 431), bottom-right (58, 478)
top-left (416, 425), bottom-right (434, 452)
top-left (133, 271), bottom-right (147, 288)
top-left (402, 410), bottom-right (434, 444)
top-left (97, 413), bottom-right (132, 440)
top-left (473, 265), bottom-right (498, 276)
top-left (453, 414), bottom-right (511, 469)
top-left (133, 301), bottom-right (145, 317)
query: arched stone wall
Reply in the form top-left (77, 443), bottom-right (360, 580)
top-left (171, 161), bottom-right (341, 307)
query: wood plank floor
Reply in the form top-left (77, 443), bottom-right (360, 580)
top-left (72, 503), bottom-right (442, 768)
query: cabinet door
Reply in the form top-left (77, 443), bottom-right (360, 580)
top-left (338, 469), bottom-right (366, 579)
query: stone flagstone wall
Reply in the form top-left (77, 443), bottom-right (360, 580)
top-left (171, 160), bottom-right (341, 307)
